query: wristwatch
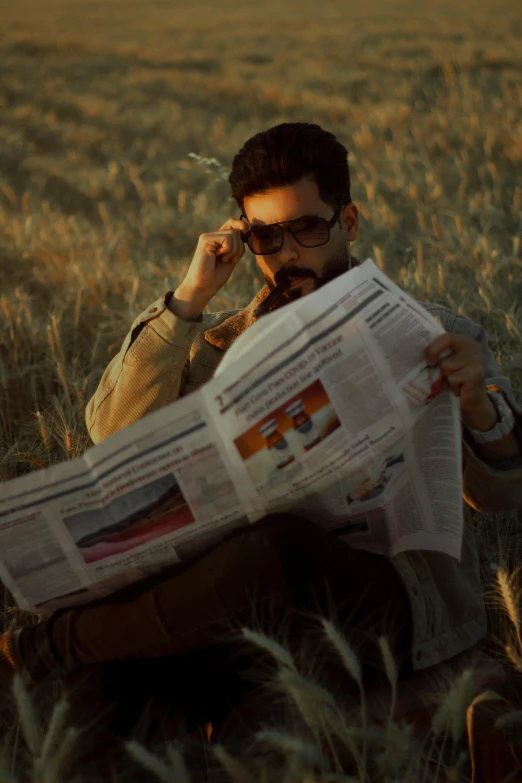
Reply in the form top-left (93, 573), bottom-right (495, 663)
top-left (463, 390), bottom-right (516, 444)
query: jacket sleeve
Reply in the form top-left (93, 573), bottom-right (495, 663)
top-left (442, 309), bottom-right (522, 511)
top-left (85, 292), bottom-right (211, 445)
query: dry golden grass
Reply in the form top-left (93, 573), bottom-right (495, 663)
top-left (1, 0), bottom-right (522, 778)
top-left (1, 0), bottom-right (522, 476)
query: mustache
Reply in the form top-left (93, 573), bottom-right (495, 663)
top-left (273, 266), bottom-right (319, 285)
top-left (254, 255), bottom-right (358, 319)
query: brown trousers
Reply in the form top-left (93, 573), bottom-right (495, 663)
top-left (21, 514), bottom-right (413, 759)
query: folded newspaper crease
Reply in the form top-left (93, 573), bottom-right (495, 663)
top-left (0, 260), bottom-right (463, 615)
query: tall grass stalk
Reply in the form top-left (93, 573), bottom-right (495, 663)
top-left (213, 745), bottom-right (255, 783)
top-left (320, 620), bottom-right (367, 781)
top-left (126, 741), bottom-right (180, 783)
top-left (12, 677), bottom-right (40, 758)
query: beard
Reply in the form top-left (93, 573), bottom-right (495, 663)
top-left (261, 243), bottom-right (356, 311)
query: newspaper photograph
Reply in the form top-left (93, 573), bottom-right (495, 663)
top-left (0, 402), bottom-right (249, 614)
top-left (232, 378), bottom-right (341, 479)
top-left (0, 259), bottom-right (464, 614)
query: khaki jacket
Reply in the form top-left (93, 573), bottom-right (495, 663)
top-left (86, 287), bottom-right (522, 671)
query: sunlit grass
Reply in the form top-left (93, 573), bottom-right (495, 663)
top-left (0, 0), bottom-right (522, 778)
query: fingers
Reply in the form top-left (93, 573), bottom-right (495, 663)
top-left (426, 336), bottom-right (482, 369)
top-left (215, 229), bottom-right (245, 264)
top-left (217, 218), bottom-right (250, 264)
top-left (439, 353), bottom-right (468, 374)
top-left (425, 332), bottom-right (460, 365)
top-left (219, 217), bottom-right (250, 233)
top-left (198, 228), bottom-right (245, 265)
top-left (198, 218), bottom-right (250, 266)
top-left (444, 367), bottom-right (484, 400)
top-left (447, 361), bottom-right (484, 389)
top-left (424, 332), bottom-right (487, 408)
top-left (425, 333), bottom-right (481, 367)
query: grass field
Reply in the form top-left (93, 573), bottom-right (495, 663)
top-left (1, 0), bottom-right (522, 474)
top-left (1, 0), bottom-right (522, 778)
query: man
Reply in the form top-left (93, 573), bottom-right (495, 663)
top-left (2, 122), bottom-right (522, 760)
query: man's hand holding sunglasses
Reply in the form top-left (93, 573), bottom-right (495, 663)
top-left (170, 218), bottom-right (249, 321)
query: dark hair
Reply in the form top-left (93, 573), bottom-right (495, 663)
top-left (229, 122), bottom-right (352, 214)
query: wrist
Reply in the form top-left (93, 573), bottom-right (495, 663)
top-left (463, 391), bottom-right (519, 455)
top-left (461, 395), bottom-right (499, 432)
top-left (168, 283), bottom-right (210, 322)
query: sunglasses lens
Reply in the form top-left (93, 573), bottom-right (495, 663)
top-left (248, 227), bottom-right (283, 255)
top-left (291, 217), bottom-right (329, 247)
top-left (247, 217), bottom-right (330, 254)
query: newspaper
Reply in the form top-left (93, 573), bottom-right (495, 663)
top-left (0, 259), bottom-right (463, 615)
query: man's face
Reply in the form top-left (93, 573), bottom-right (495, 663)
top-left (243, 177), bottom-right (359, 305)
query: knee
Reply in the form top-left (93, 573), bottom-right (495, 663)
top-left (247, 512), bottom-right (322, 550)
top-left (215, 514), bottom-right (332, 592)
top-left (239, 513), bottom-right (334, 577)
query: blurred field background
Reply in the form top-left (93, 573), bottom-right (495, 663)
top-left (1, 0), bottom-right (522, 475)
top-left (1, 0), bottom-right (522, 777)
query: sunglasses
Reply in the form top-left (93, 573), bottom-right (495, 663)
top-left (239, 200), bottom-right (345, 256)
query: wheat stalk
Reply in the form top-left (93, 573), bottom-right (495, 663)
top-left (36, 698), bottom-right (69, 772)
top-left (431, 668), bottom-right (479, 744)
top-left (12, 676), bottom-right (40, 757)
top-left (126, 741), bottom-right (176, 783)
top-left (213, 745), bottom-right (255, 783)
top-left (241, 627), bottom-right (296, 670)
top-left (494, 565), bottom-right (522, 653)
top-left (254, 729), bottom-right (329, 768)
top-left (320, 620), bottom-right (367, 780)
top-left (378, 636), bottom-right (398, 721)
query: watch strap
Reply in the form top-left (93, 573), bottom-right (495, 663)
top-left (463, 391), bottom-right (515, 444)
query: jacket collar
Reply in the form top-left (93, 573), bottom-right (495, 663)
top-left (204, 286), bottom-right (271, 352)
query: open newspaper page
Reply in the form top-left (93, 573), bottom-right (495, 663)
top-left (0, 395), bottom-right (251, 615)
top-left (206, 259), bottom-right (463, 560)
top-left (0, 258), bottom-right (463, 614)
